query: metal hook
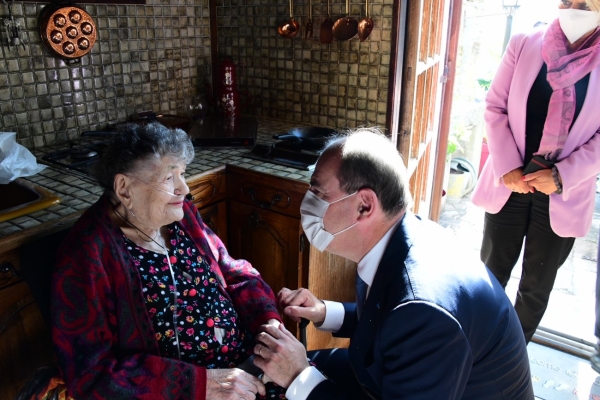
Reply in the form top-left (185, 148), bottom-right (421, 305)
top-left (2, 0), bottom-right (14, 20)
top-left (2, 0), bottom-right (26, 51)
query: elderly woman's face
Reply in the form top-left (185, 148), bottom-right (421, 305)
top-left (126, 155), bottom-right (190, 229)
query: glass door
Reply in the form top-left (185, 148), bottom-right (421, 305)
top-left (441, 0), bottom-right (598, 351)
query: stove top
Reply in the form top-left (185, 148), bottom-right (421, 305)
top-left (188, 116), bottom-right (257, 148)
top-left (41, 140), bottom-right (108, 179)
top-left (243, 142), bottom-right (322, 171)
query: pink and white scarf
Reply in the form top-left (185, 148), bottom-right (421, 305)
top-left (539, 20), bottom-right (600, 160)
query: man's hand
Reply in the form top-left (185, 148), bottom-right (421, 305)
top-left (278, 287), bottom-right (326, 325)
top-left (522, 169), bottom-right (559, 195)
top-left (502, 167), bottom-right (534, 193)
top-left (206, 368), bottom-right (266, 399)
top-left (253, 323), bottom-right (310, 388)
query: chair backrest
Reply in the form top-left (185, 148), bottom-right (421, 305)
top-left (19, 228), bottom-right (70, 327)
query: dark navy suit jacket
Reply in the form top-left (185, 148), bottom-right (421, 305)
top-left (308, 212), bottom-right (534, 399)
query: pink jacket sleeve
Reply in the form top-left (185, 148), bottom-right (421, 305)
top-left (483, 33), bottom-right (529, 185)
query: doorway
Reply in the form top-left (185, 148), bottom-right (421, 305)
top-left (440, 0), bottom-right (598, 352)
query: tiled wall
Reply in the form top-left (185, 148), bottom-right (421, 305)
top-left (0, 0), bottom-right (211, 149)
top-left (215, 0), bottom-right (394, 130)
top-left (1, 0), bottom-right (394, 149)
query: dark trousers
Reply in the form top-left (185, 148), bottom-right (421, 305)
top-left (481, 191), bottom-right (575, 343)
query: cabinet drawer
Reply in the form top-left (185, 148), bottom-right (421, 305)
top-left (0, 249), bottom-right (21, 291)
top-left (226, 166), bottom-right (309, 218)
top-left (187, 167), bottom-right (227, 210)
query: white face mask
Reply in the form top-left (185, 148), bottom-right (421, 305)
top-left (300, 190), bottom-right (358, 252)
top-left (558, 8), bottom-right (600, 44)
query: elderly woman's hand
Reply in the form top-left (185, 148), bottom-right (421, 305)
top-left (522, 169), bottom-right (559, 195)
top-left (502, 167), bottom-right (534, 194)
top-left (206, 368), bottom-right (266, 400)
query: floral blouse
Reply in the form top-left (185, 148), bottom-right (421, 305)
top-left (124, 223), bottom-right (252, 368)
top-left (124, 223), bottom-right (287, 398)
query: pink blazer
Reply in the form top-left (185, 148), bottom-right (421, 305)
top-left (471, 27), bottom-right (600, 238)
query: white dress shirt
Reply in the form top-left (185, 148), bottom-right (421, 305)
top-left (285, 218), bottom-right (402, 400)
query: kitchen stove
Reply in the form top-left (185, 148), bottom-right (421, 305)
top-left (243, 141), bottom-right (322, 171)
top-left (41, 139), bottom-right (109, 179)
top-left (243, 126), bottom-right (335, 170)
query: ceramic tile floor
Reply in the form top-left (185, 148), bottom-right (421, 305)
top-left (438, 191), bottom-right (600, 400)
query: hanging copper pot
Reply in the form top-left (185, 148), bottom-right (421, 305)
top-left (39, 3), bottom-right (97, 63)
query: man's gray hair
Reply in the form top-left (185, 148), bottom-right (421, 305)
top-left (323, 127), bottom-right (412, 217)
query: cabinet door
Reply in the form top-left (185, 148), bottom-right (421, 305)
top-left (198, 201), bottom-right (228, 247)
top-left (0, 283), bottom-right (55, 400)
top-left (187, 167), bottom-right (227, 210)
top-left (227, 200), bottom-right (303, 335)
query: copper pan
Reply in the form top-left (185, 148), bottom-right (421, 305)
top-left (39, 3), bottom-right (97, 63)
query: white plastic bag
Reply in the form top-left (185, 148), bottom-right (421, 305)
top-left (0, 132), bottom-right (46, 184)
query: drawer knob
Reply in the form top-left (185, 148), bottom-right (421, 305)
top-left (247, 187), bottom-right (282, 209)
top-left (0, 262), bottom-right (19, 277)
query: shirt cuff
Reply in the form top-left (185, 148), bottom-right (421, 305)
top-left (318, 300), bottom-right (345, 332)
top-left (285, 366), bottom-right (327, 400)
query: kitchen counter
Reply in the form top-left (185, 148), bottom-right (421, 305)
top-left (0, 117), bottom-right (315, 246)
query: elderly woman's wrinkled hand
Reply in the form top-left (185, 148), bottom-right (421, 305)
top-left (522, 169), bottom-right (558, 195)
top-left (502, 167), bottom-right (534, 194)
top-left (206, 368), bottom-right (266, 400)
top-left (253, 323), bottom-right (310, 389)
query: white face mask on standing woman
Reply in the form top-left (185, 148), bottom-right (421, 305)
top-left (558, 8), bottom-right (600, 44)
top-left (300, 190), bottom-right (358, 252)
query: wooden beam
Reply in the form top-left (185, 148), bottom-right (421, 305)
top-left (429, 0), bottom-right (463, 222)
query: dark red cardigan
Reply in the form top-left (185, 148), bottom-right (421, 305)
top-left (51, 194), bottom-right (281, 399)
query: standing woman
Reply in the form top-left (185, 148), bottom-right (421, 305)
top-left (471, 0), bottom-right (600, 343)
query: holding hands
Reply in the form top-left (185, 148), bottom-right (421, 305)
top-left (252, 323), bottom-right (310, 388)
top-left (251, 287), bottom-right (324, 388)
top-left (206, 369), bottom-right (266, 400)
top-left (502, 168), bottom-right (534, 193)
top-left (503, 167), bottom-right (562, 195)
top-left (522, 169), bottom-right (561, 195)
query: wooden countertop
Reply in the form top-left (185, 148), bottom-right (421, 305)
top-left (0, 117), bottom-right (315, 251)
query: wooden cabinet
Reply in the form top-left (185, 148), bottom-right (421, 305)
top-left (198, 201), bottom-right (227, 242)
top-left (0, 245), bottom-right (55, 400)
top-left (187, 167), bottom-right (228, 245)
top-left (225, 166), bottom-right (354, 350)
top-left (228, 200), bottom-right (304, 334)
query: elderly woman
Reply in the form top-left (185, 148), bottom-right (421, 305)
top-left (471, 0), bottom-right (600, 343)
top-left (50, 123), bottom-right (285, 399)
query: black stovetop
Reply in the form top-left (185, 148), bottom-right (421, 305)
top-left (40, 139), bottom-right (109, 179)
top-left (243, 141), bottom-right (322, 171)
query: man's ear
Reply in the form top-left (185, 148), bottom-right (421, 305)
top-left (114, 174), bottom-right (133, 209)
top-left (357, 189), bottom-right (377, 219)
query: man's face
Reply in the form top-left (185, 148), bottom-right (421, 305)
top-left (308, 151), bottom-right (359, 254)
